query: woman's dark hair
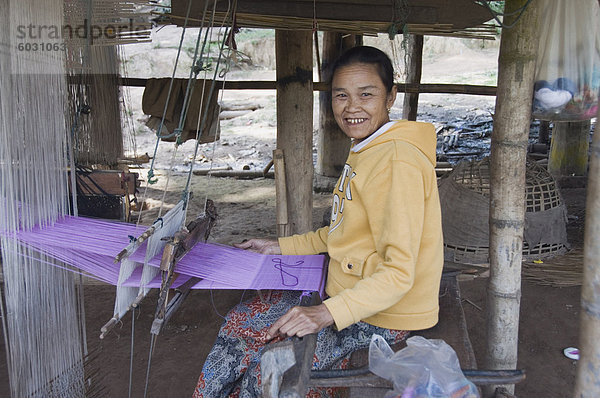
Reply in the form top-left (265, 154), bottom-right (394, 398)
top-left (330, 46), bottom-right (395, 93)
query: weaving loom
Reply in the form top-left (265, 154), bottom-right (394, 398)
top-left (1, 0), bottom-right (326, 396)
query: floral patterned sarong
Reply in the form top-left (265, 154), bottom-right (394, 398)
top-left (193, 290), bottom-right (408, 398)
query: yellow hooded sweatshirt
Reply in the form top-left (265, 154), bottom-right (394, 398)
top-left (278, 120), bottom-right (443, 331)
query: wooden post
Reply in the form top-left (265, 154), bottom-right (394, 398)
top-left (273, 149), bottom-right (290, 237)
top-left (574, 103), bottom-right (600, 397)
top-left (275, 30), bottom-right (313, 235)
top-left (79, 46), bottom-right (123, 166)
top-left (402, 34), bottom-right (424, 121)
top-left (485, 0), bottom-right (540, 396)
top-left (548, 120), bottom-right (591, 177)
top-left (538, 120), bottom-right (550, 145)
top-left (315, 33), bottom-right (359, 188)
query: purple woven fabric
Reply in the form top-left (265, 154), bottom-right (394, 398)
top-left (6, 216), bottom-right (326, 293)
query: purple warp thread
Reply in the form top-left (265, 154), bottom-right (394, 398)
top-left (5, 216), bottom-right (327, 294)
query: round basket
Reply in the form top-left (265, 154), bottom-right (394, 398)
top-left (439, 157), bottom-right (569, 263)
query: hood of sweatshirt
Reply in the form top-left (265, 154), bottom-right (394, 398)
top-left (350, 120), bottom-right (437, 167)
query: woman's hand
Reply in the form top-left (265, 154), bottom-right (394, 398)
top-left (266, 304), bottom-right (334, 339)
top-left (234, 238), bottom-right (281, 255)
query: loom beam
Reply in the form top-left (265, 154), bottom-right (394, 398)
top-left (151, 200), bottom-right (217, 335)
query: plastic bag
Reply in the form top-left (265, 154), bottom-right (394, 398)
top-left (532, 0), bottom-right (600, 121)
top-left (369, 335), bottom-right (479, 398)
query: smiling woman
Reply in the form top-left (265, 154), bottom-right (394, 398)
top-left (331, 47), bottom-right (397, 142)
top-left (193, 46), bottom-right (444, 398)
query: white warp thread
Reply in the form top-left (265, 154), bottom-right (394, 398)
top-left (0, 0), bottom-right (85, 396)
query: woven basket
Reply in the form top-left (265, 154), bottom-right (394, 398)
top-left (441, 157), bottom-right (569, 263)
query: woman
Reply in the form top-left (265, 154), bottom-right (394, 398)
top-left (193, 46), bottom-right (443, 398)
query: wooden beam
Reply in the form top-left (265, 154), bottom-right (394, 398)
top-left (485, 0), bottom-right (540, 396)
top-left (171, 0), bottom-right (492, 28)
top-left (275, 30), bottom-right (313, 235)
top-left (117, 77), bottom-right (497, 96)
top-left (402, 34), bottom-right (424, 121)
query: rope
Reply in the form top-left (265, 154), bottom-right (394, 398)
top-left (197, 3), bottom-right (238, 215)
top-left (144, 0), bottom-right (197, 186)
top-left (475, 0), bottom-right (534, 29)
top-left (143, 333), bottom-right (157, 398)
top-left (157, 145), bottom-right (179, 218)
top-left (181, 0), bottom-right (238, 208)
top-left (388, 0), bottom-right (409, 40)
top-left (128, 307), bottom-right (136, 398)
top-left (140, 1), bottom-right (237, 393)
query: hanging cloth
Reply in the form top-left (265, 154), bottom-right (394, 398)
top-left (142, 78), bottom-right (220, 143)
top-left (532, 0), bottom-right (600, 121)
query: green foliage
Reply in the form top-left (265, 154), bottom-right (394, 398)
top-left (487, 1), bottom-right (505, 14)
top-left (235, 28), bottom-right (275, 44)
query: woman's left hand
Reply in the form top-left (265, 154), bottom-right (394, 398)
top-left (266, 304), bottom-right (334, 339)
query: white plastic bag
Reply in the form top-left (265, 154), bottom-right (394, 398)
top-left (532, 0), bottom-right (600, 121)
top-left (369, 335), bottom-right (479, 398)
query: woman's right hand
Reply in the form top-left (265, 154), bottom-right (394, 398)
top-left (234, 238), bottom-right (282, 255)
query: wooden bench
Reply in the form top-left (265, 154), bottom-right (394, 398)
top-left (261, 272), bottom-right (525, 397)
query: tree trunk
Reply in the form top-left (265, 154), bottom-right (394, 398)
top-left (548, 120), bottom-right (591, 177)
top-left (402, 34), bottom-right (423, 121)
top-left (485, 0), bottom-right (540, 396)
top-left (573, 105), bottom-right (600, 397)
top-left (275, 30), bottom-right (314, 235)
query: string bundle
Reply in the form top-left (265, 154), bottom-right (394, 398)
top-left (0, 0), bottom-right (86, 396)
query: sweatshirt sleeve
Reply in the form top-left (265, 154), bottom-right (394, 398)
top-left (323, 159), bottom-right (425, 330)
top-left (278, 226), bottom-right (329, 255)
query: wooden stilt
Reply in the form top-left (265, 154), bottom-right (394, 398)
top-left (402, 34), bottom-right (424, 121)
top-left (538, 120), bottom-right (550, 145)
top-left (273, 149), bottom-right (290, 237)
top-left (315, 33), bottom-right (357, 184)
top-left (574, 105), bottom-right (600, 397)
top-left (82, 46), bottom-right (123, 166)
top-left (548, 120), bottom-right (591, 177)
top-left (485, 0), bottom-right (540, 396)
top-left (275, 30), bottom-right (314, 235)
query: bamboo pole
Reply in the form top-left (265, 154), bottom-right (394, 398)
top-left (573, 104), bottom-right (600, 397)
top-left (275, 30), bottom-right (314, 235)
top-left (402, 34), bottom-right (423, 121)
top-left (484, 0), bottom-right (540, 396)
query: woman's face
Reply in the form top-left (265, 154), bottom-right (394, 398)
top-left (331, 62), bottom-right (397, 142)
